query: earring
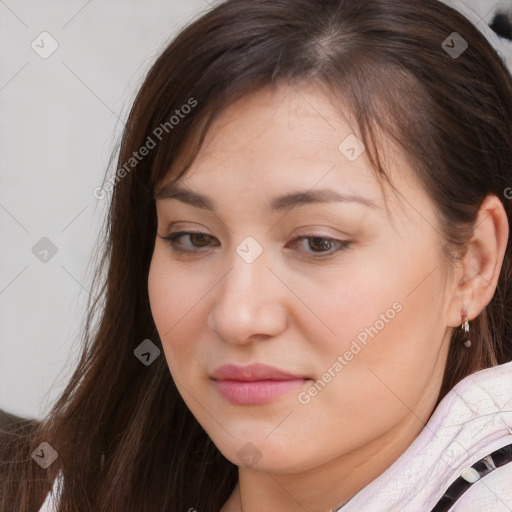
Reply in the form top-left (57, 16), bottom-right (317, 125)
top-left (461, 307), bottom-right (471, 348)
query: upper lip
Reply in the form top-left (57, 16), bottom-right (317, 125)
top-left (210, 363), bottom-right (306, 381)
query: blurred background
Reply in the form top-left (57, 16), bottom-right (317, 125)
top-left (1, 0), bottom-right (511, 420)
top-left (0, 0), bottom-right (216, 419)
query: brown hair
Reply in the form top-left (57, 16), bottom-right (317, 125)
top-left (2, 0), bottom-right (512, 510)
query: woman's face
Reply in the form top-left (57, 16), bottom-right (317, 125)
top-left (148, 82), bottom-right (455, 474)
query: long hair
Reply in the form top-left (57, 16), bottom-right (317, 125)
top-left (2, 0), bottom-right (512, 510)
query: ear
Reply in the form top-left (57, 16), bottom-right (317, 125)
top-left (446, 194), bottom-right (509, 327)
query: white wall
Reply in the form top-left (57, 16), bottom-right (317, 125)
top-left (0, 0), bottom-right (213, 419)
top-left (1, 0), bottom-right (511, 420)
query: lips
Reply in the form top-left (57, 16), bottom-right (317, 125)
top-left (210, 363), bottom-right (310, 405)
top-left (210, 363), bottom-right (306, 381)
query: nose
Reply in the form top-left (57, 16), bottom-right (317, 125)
top-left (207, 241), bottom-right (288, 345)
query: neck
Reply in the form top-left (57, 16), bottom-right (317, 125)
top-left (221, 408), bottom-right (429, 512)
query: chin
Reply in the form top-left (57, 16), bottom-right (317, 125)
top-left (214, 434), bottom-right (320, 473)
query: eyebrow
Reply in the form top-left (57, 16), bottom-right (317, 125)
top-left (154, 182), bottom-right (378, 212)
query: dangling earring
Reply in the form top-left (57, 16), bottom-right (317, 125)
top-left (461, 307), bottom-right (471, 348)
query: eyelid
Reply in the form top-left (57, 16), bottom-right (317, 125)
top-left (159, 229), bottom-right (352, 258)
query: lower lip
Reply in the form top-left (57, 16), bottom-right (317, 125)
top-left (213, 378), bottom-right (308, 405)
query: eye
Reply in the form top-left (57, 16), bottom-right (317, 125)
top-left (160, 231), bottom-right (218, 254)
top-left (159, 231), bottom-right (351, 258)
top-left (287, 235), bottom-right (352, 257)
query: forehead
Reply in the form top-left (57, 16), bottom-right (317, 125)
top-left (169, 83), bottom-right (381, 195)
top-left (157, 82), bottom-right (433, 232)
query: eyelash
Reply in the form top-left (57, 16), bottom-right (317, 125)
top-left (160, 231), bottom-right (352, 258)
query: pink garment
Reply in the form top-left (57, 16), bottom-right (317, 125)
top-left (38, 361), bottom-right (512, 511)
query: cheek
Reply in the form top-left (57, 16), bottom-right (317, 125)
top-left (147, 252), bottom-right (203, 370)
top-left (315, 260), bottom-right (446, 423)
top-left (306, 242), bottom-right (444, 386)
top-left (294, 260), bottom-right (400, 362)
top-left (281, 269), bottom-right (446, 466)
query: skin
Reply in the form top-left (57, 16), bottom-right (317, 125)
top-left (147, 81), bottom-right (508, 511)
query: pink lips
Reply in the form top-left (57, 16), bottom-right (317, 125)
top-left (210, 363), bottom-right (309, 405)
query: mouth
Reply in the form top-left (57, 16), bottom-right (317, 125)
top-left (210, 363), bottom-right (310, 405)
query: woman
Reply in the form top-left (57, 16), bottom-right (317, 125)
top-left (2, 0), bottom-right (512, 510)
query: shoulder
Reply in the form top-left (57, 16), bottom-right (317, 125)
top-left (339, 361), bottom-right (512, 511)
top-left (37, 471), bottom-right (63, 512)
top-left (418, 361), bottom-right (512, 510)
top-left (428, 360), bottom-right (512, 436)
top-left (423, 362), bottom-right (512, 509)
top-left (448, 460), bottom-right (512, 511)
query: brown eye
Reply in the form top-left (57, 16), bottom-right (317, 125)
top-left (308, 237), bottom-right (336, 252)
top-left (160, 232), bottom-right (351, 259)
top-left (160, 231), bottom-right (218, 254)
top-left (287, 235), bottom-right (352, 257)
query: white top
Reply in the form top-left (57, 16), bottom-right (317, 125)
top-left (38, 468), bottom-right (62, 512)
top-left (38, 360), bottom-right (512, 511)
top-left (340, 360), bottom-right (512, 511)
